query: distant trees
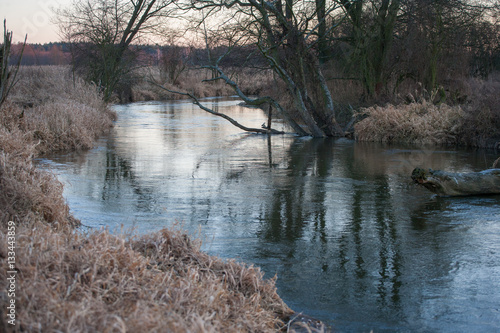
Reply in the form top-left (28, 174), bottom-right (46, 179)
top-left (10, 44), bottom-right (69, 66)
top-left (158, 45), bottom-right (187, 85)
top-left (56, 0), bottom-right (174, 101)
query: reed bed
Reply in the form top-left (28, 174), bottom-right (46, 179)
top-left (0, 66), bottom-right (114, 226)
top-left (0, 110), bottom-right (73, 227)
top-left (10, 66), bottom-right (116, 154)
top-left (354, 101), bottom-right (465, 145)
top-left (354, 75), bottom-right (500, 147)
top-left (0, 224), bottom-right (294, 332)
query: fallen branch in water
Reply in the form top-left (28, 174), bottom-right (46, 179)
top-left (149, 80), bottom-right (286, 135)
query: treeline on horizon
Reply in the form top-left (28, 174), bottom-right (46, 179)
top-left (11, 30), bottom-right (500, 82)
top-left (9, 42), bottom-right (261, 68)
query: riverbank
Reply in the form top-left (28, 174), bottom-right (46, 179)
top-left (354, 77), bottom-right (500, 148)
top-left (0, 66), bottom-right (328, 332)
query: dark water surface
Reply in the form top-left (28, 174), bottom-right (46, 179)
top-left (39, 98), bottom-right (500, 332)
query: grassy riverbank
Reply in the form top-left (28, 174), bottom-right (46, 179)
top-left (354, 77), bottom-right (500, 148)
top-left (0, 66), bottom-right (316, 332)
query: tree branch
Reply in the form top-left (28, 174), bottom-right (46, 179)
top-left (148, 79), bottom-right (285, 135)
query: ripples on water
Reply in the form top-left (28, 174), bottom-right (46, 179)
top-left (39, 98), bottom-right (500, 332)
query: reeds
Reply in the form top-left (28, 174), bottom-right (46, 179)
top-left (0, 66), bottom-right (114, 227)
top-left (0, 224), bottom-right (293, 332)
top-left (354, 75), bottom-right (500, 147)
top-left (354, 101), bottom-right (465, 145)
top-left (9, 66), bottom-right (116, 154)
top-left (0, 102), bottom-right (75, 227)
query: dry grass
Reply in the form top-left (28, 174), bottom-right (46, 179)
top-left (9, 66), bottom-right (116, 154)
top-left (354, 101), bottom-right (465, 145)
top-left (354, 75), bottom-right (500, 147)
top-left (131, 67), bottom-right (276, 102)
top-left (0, 66), bottom-right (114, 227)
top-left (0, 102), bottom-right (76, 228)
top-left (0, 224), bottom-right (293, 332)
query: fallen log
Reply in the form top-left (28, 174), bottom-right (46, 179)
top-left (412, 167), bottom-right (500, 196)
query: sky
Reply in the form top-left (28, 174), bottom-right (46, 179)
top-left (1, 0), bottom-right (73, 44)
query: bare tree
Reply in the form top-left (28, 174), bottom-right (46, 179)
top-left (173, 0), bottom-right (347, 137)
top-left (337, 0), bottom-right (400, 97)
top-left (56, 0), bottom-right (174, 101)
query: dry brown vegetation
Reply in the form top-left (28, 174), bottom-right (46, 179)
top-left (354, 76), bottom-right (500, 147)
top-left (9, 66), bottom-right (116, 154)
top-left (354, 101), bottom-right (465, 145)
top-left (0, 66), bottom-right (323, 332)
top-left (0, 224), bottom-right (293, 332)
top-left (130, 67), bottom-right (276, 103)
top-left (0, 66), bottom-right (114, 227)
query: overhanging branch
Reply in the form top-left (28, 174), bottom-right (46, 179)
top-left (201, 62), bottom-right (308, 136)
top-left (149, 80), bottom-right (285, 135)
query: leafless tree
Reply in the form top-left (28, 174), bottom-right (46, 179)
top-left (171, 0), bottom-right (348, 137)
top-left (56, 0), bottom-right (175, 101)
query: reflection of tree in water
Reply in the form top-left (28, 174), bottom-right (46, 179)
top-left (255, 137), bottom-right (404, 311)
top-left (409, 198), bottom-right (452, 230)
top-left (259, 139), bottom-right (333, 243)
top-left (373, 175), bottom-right (402, 306)
top-left (102, 140), bottom-right (155, 212)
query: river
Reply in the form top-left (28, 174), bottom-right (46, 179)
top-left (38, 98), bottom-right (500, 332)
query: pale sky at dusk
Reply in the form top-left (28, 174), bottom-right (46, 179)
top-left (1, 0), bottom-right (73, 44)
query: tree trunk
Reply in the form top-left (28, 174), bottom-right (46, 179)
top-left (412, 168), bottom-right (500, 196)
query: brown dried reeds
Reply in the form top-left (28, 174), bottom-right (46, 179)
top-left (0, 102), bottom-right (74, 228)
top-left (9, 66), bottom-right (116, 154)
top-left (354, 75), bottom-right (500, 147)
top-left (354, 101), bottom-right (465, 145)
top-left (0, 66), bottom-right (114, 227)
top-left (0, 224), bottom-right (293, 332)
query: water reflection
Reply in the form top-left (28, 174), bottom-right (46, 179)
top-left (41, 99), bottom-right (500, 333)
